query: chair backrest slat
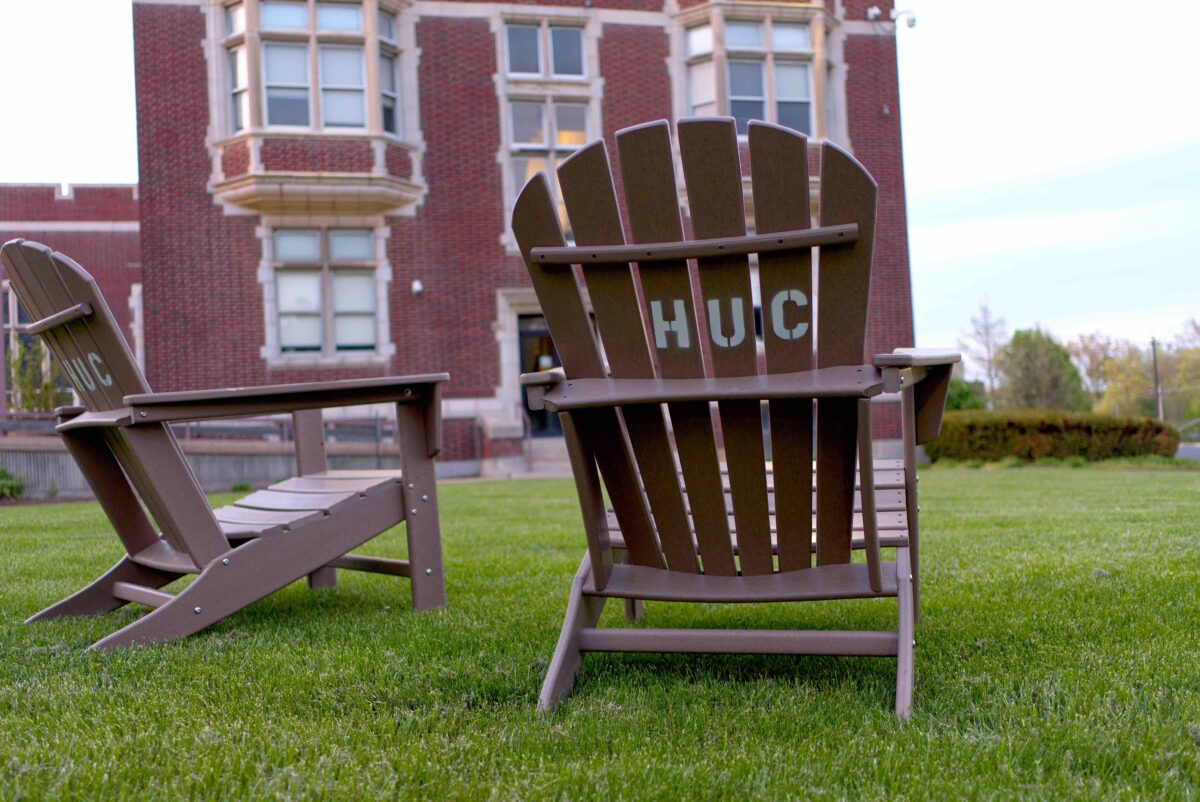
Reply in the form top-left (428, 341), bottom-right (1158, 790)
top-left (814, 144), bottom-right (878, 565)
top-left (558, 143), bottom-right (699, 573)
top-left (615, 121), bottom-right (737, 576)
top-left (676, 119), bottom-right (773, 576)
top-left (511, 178), bottom-right (664, 569)
top-left (2, 240), bottom-right (227, 564)
top-left (748, 122), bottom-right (815, 571)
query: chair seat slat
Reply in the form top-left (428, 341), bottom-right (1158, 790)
top-left (586, 561), bottom-right (899, 603)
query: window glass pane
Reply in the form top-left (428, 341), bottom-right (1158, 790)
top-left (329, 229), bottom-right (373, 261)
top-left (725, 20), bottom-right (763, 49)
top-left (334, 315), bottom-right (376, 349)
top-left (728, 60), bottom-right (763, 96)
top-left (225, 3), bottom-right (245, 35)
top-left (506, 25), bottom-right (540, 74)
top-left (320, 47), bottom-right (363, 87)
top-left (277, 271), bottom-right (322, 312)
top-left (274, 230), bottom-right (320, 262)
top-left (231, 89), bottom-right (249, 132)
top-left (322, 89), bottom-right (365, 126)
top-left (380, 54), bottom-right (396, 93)
top-left (229, 47), bottom-right (247, 88)
top-left (316, 3), bottom-right (362, 32)
top-left (512, 157), bottom-right (546, 193)
top-left (383, 96), bottom-right (398, 134)
top-left (267, 88), bottom-right (310, 125)
top-left (775, 62), bottom-right (811, 99)
top-left (280, 316), bottom-right (323, 350)
top-left (773, 22), bottom-right (811, 52)
top-left (687, 60), bottom-right (715, 110)
top-left (686, 24), bottom-right (712, 56)
top-left (550, 27), bottom-right (583, 76)
top-left (554, 103), bottom-right (586, 147)
top-left (261, 1), bottom-right (307, 30)
top-left (379, 9), bottom-right (397, 41)
top-left (776, 101), bottom-right (811, 135)
top-left (264, 43), bottom-right (309, 85)
top-left (333, 271), bottom-right (376, 312)
top-left (510, 101), bottom-right (545, 146)
top-left (730, 100), bottom-right (763, 134)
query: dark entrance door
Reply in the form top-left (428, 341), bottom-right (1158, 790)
top-left (518, 314), bottom-right (562, 438)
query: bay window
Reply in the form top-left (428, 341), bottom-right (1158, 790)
top-left (684, 16), bottom-right (815, 135)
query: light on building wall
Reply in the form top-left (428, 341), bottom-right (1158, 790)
top-left (411, 279), bottom-right (424, 295)
top-left (866, 6), bottom-right (883, 20)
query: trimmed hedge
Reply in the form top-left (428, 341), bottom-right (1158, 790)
top-left (925, 410), bottom-right (1180, 463)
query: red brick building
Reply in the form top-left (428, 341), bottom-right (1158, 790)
top-left (8, 0), bottom-right (914, 474)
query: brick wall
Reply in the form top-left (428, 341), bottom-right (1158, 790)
top-left (135, 3), bottom-right (275, 392)
top-left (0, 185), bottom-right (139, 222)
top-left (260, 138), bottom-right (374, 172)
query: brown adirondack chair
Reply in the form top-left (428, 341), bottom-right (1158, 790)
top-left (2, 239), bottom-right (447, 650)
top-left (513, 119), bottom-right (959, 718)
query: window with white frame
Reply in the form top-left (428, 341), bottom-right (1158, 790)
top-left (273, 228), bottom-right (379, 355)
top-left (506, 22), bottom-right (584, 79)
top-left (220, 1), bottom-right (405, 136)
top-left (685, 17), bottom-right (813, 135)
top-left (379, 8), bottom-right (402, 135)
top-left (503, 21), bottom-right (589, 235)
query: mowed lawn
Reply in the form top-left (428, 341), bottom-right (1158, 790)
top-left (1, 467), bottom-right (1198, 800)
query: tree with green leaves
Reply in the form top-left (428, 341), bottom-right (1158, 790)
top-left (996, 328), bottom-right (1090, 411)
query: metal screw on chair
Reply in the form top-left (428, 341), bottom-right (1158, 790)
top-left (139, 411), bottom-right (147, 418)
top-left (194, 607), bottom-right (202, 615)
top-left (421, 494), bottom-right (429, 502)
top-left (424, 568), bottom-right (433, 576)
top-left (410, 509), bottom-right (418, 515)
top-left (408, 483), bottom-right (415, 489)
top-left (222, 558), bottom-right (230, 565)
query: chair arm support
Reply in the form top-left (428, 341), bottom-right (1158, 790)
top-left (540, 366), bottom-right (883, 412)
top-left (872, 348), bottom-right (958, 444)
top-left (122, 373), bottom-right (449, 424)
top-left (521, 368), bottom-right (566, 411)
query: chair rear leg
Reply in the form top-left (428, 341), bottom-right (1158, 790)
top-left (623, 598), bottom-right (644, 621)
top-left (539, 554), bottom-right (606, 712)
top-left (895, 547), bottom-right (915, 719)
top-left (26, 557), bottom-right (179, 623)
top-left (614, 548), bottom-right (643, 621)
top-left (307, 566), bottom-right (338, 589)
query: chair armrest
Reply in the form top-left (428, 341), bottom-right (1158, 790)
top-left (540, 366), bottom-right (883, 412)
top-left (873, 348), bottom-right (961, 368)
top-left (123, 373), bottom-right (449, 424)
top-left (521, 368), bottom-right (565, 411)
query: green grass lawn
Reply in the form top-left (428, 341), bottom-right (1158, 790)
top-left (1, 468), bottom-right (1198, 800)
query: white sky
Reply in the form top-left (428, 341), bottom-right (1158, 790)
top-left (1, 0), bottom-right (1198, 378)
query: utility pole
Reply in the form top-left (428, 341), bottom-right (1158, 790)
top-left (1151, 336), bottom-right (1164, 421)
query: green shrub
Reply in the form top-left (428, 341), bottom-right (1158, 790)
top-left (925, 410), bottom-right (1180, 463)
top-left (0, 468), bottom-right (24, 500)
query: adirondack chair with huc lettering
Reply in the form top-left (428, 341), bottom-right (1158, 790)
top-left (513, 118), bottom-right (959, 718)
top-left (2, 239), bottom-right (447, 651)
